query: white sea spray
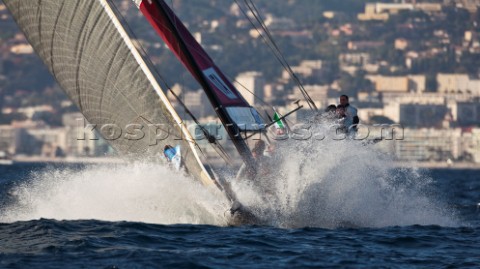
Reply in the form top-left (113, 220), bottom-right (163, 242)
top-left (230, 122), bottom-right (459, 228)
top-left (0, 162), bottom-right (230, 225)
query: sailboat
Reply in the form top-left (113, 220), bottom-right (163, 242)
top-left (3, 0), bottom-right (306, 224)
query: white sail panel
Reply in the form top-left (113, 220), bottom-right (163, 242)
top-left (3, 0), bottom-right (215, 185)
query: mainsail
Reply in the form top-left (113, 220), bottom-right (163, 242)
top-left (3, 0), bottom-right (216, 186)
top-left (131, 0), bottom-right (265, 171)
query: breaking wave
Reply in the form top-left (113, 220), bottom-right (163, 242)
top-left (230, 122), bottom-right (460, 228)
top-left (0, 162), bottom-right (231, 225)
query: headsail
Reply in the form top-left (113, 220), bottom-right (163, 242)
top-left (132, 0), bottom-right (264, 172)
top-left (3, 0), bottom-right (215, 186)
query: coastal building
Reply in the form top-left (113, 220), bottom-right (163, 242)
top-left (368, 76), bottom-right (409, 93)
top-left (23, 128), bottom-right (67, 157)
top-left (394, 38), bottom-right (409, 50)
top-left (358, 3), bottom-right (391, 21)
top-left (0, 3), bottom-right (9, 20)
top-left (445, 0), bottom-right (480, 12)
top-left (355, 91), bottom-right (478, 127)
top-left (287, 85), bottom-right (329, 110)
top-left (395, 128), bottom-right (462, 162)
top-left (166, 83), bottom-right (183, 104)
top-left (469, 128), bottom-right (480, 162)
top-left (182, 90), bottom-right (214, 118)
top-left (347, 41), bottom-right (385, 51)
top-left (366, 75), bottom-right (426, 93)
top-left (17, 105), bottom-right (54, 119)
top-left (282, 60), bottom-right (324, 81)
top-left (394, 127), bottom-right (480, 163)
top-left (9, 43), bottom-right (33, 54)
top-left (372, 3), bottom-right (415, 13)
top-left (379, 92), bottom-right (480, 126)
top-left (437, 73), bottom-right (480, 95)
top-left (0, 125), bottom-right (18, 155)
top-left (339, 53), bottom-right (371, 66)
top-left (281, 60), bottom-right (332, 84)
top-left (415, 3), bottom-right (443, 13)
top-left (399, 104), bottom-right (450, 128)
top-left (234, 71), bottom-right (265, 106)
top-left (358, 2), bottom-right (442, 21)
top-left (0, 116), bottom-right (111, 158)
top-left (456, 102), bottom-right (480, 126)
top-left (63, 113), bottom-right (111, 157)
top-left (323, 11), bottom-right (336, 19)
top-left (263, 13), bottom-right (296, 30)
top-left (263, 83), bottom-right (286, 105)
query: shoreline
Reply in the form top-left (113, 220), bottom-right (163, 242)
top-left (3, 157), bottom-right (480, 170)
top-left (393, 161), bottom-right (480, 170)
top-left (10, 156), bottom-right (126, 164)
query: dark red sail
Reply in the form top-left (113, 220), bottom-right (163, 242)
top-left (137, 0), bottom-right (263, 129)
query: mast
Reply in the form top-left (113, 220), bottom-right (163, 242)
top-left (135, 0), bottom-right (261, 174)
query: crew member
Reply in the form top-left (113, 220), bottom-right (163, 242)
top-left (236, 140), bottom-right (270, 180)
top-left (339, 94), bottom-right (359, 137)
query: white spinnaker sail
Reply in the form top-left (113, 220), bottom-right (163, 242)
top-left (3, 0), bottom-right (215, 185)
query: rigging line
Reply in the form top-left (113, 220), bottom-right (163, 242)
top-left (167, 88), bottom-right (233, 165)
top-left (224, 72), bottom-right (294, 126)
top-left (233, 0), bottom-right (291, 73)
top-left (271, 106), bottom-right (296, 128)
top-left (169, 0), bottom-right (184, 66)
top-left (232, 77), bottom-right (298, 128)
top-left (241, 0), bottom-right (294, 76)
top-left (244, 0), bottom-right (316, 108)
top-left (244, 0), bottom-right (315, 110)
top-left (161, 81), bottom-right (233, 165)
top-left (232, 79), bottom-right (270, 108)
top-left (234, 0), bottom-right (310, 111)
top-left (145, 2), bottom-right (217, 71)
top-left (148, 2), bottom-right (244, 166)
top-left (231, 2), bottom-right (298, 126)
top-left (245, 0), bottom-right (300, 77)
top-left (158, 2), bottom-right (233, 165)
top-left (234, 0), bottom-right (285, 62)
top-left (169, 2), bottom-right (267, 115)
top-left (166, 86), bottom-right (233, 164)
top-left (109, 1), bottom-right (171, 93)
top-left (245, 0), bottom-right (291, 69)
top-left (241, 0), bottom-right (317, 111)
top-left (110, 0), bottom-right (232, 163)
top-left (147, 1), bottom-right (256, 172)
top-left (158, 0), bottom-right (246, 94)
top-left (228, 77), bottom-right (302, 126)
top-left (235, 0), bottom-right (313, 111)
top-left (111, 1), bottom-right (187, 125)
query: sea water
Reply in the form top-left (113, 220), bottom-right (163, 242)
top-left (0, 141), bottom-right (479, 268)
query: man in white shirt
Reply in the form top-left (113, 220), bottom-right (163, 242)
top-left (339, 94), bottom-right (359, 137)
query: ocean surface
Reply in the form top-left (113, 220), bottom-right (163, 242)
top-left (0, 162), bottom-right (479, 268)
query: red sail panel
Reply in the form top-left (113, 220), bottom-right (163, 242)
top-left (139, 0), bottom-right (248, 107)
